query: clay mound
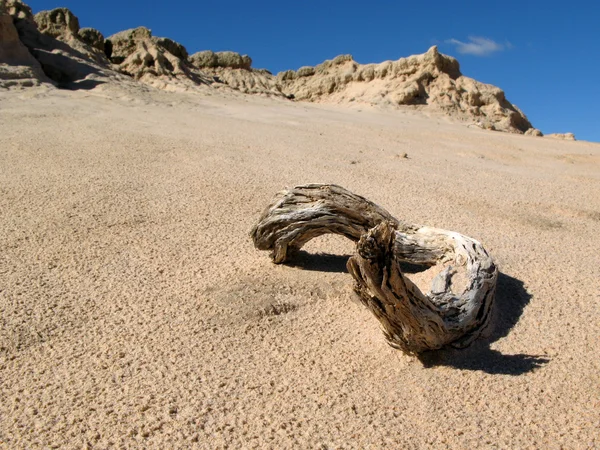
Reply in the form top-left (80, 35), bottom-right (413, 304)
top-left (189, 51), bottom-right (285, 97)
top-left (0, 1), bottom-right (50, 88)
top-left (106, 27), bottom-right (211, 91)
top-left (278, 46), bottom-right (534, 134)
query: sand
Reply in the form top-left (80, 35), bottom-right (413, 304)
top-left (0, 84), bottom-right (599, 449)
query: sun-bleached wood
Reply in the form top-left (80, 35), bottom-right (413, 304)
top-left (251, 184), bottom-right (498, 354)
top-left (347, 221), bottom-right (497, 353)
top-left (251, 184), bottom-right (398, 263)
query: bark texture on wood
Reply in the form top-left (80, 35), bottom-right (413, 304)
top-left (251, 184), bottom-right (498, 354)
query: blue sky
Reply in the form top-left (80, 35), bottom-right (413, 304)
top-left (27, 0), bottom-right (600, 142)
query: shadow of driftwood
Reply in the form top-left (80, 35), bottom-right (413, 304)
top-left (284, 251), bottom-right (350, 273)
top-left (286, 253), bottom-right (548, 375)
top-left (489, 273), bottom-right (534, 342)
top-left (285, 251), bottom-right (432, 274)
top-left (418, 344), bottom-right (549, 376)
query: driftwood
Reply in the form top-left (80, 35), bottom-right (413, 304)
top-left (251, 184), bottom-right (498, 354)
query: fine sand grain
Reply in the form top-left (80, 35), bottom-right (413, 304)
top-left (1, 85), bottom-right (599, 449)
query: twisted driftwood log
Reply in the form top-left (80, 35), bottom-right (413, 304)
top-left (251, 184), bottom-right (498, 354)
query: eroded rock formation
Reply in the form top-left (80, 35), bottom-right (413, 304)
top-left (104, 27), bottom-right (212, 90)
top-left (188, 50), bottom-right (284, 96)
top-left (1, 0), bottom-right (542, 134)
top-left (77, 27), bottom-right (105, 53)
top-left (0, 1), bottom-right (50, 88)
top-left (190, 50), bottom-right (252, 70)
top-left (1, 1), bottom-right (120, 88)
top-left (546, 132), bottom-right (576, 140)
top-left (278, 46), bottom-right (533, 134)
top-left (32, 7), bottom-right (109, 66)
top-left (525, 128), bottom-right (544, 137)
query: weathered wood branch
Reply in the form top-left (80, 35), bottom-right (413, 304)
top-left (347, 221), bottom-right (497, 353)
top-left (251, 184), bottom-right (498, 354)
top-left (250, 184), bottom-right (399, 263)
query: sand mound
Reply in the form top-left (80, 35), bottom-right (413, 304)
top-left (278, 46), bottom-right (534, 134)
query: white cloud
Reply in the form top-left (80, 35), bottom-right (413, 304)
top-left (446, 36), bottom-right (505, 56)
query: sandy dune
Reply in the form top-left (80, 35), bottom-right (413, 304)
top-left (0, 85), bottom-right (599, 448)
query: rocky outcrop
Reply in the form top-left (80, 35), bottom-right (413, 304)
top-left (32, 7), bottom-right (108, 65)
top-left (154, 37), bottom-right (187, 61)
top-left (105, 27), bottom-right (210, 90)
top-left (0, 1), bottom-right (51, 88)
top-left (34, 7), bottom-right (79, 38)
top-left (546, 133), bottom-right (576, 141)
top-left (3, 1), bottom-right (119, 88)
top-left (190, 50), bottom-right (252, 70)
top-left (2, 0), bottom-right (542, 134)
top-left (106, 27), bottom-right (151, 65)
top-left (3, 0), bottom-right (32, 21)
top-left (278, 46), bottom-right (534, 134)
top-left (101, 31), bottom-right (283, 95)
top-left (525, 128), bottom-right (543, 137)
top-left (77, 27), bottom-right (105, 53)
top-left (188, 51), bottom-right (283, 96)
top-left (203, 67), bottom-right (284, 96)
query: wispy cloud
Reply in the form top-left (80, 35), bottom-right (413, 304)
top-left (446, 36), bottom-right (505, 56)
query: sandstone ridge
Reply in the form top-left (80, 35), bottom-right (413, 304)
top-left (0, 0), bottom-right (555, 135)
top-left (278, 47), bottom-right (532, 134)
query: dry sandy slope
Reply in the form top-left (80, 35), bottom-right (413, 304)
top-left (0, 85), bottom-right (599, 449)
